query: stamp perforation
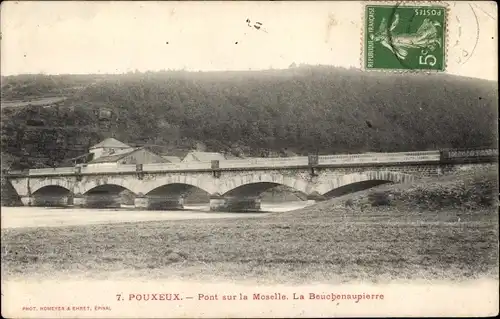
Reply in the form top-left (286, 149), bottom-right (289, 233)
top-left (360, 1), bottom-right (451, 74)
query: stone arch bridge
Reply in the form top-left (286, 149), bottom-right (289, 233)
top-left (5, 149), bottom-right (497, 211)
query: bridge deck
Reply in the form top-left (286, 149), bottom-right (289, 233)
top-left (4, 149), bottom-right (497, 177)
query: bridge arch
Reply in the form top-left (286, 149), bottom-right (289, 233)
top-left (315, 171), bottom-right (416, 197)
top-left (83, 183), bottom-right (136, 195)
top-left (140, 175), bottom-right (217, 196)
top-left (218, 172), bottom-right (309, 197)
top-left (30, 178), bottom-right (73, 194)
top-left (80, 183), bottom-right (137, 208)
top-left (77, 177), bottom-right (139, 195)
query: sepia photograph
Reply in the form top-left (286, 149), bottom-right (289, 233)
top-left (1, 1), bottom-right (498, 317)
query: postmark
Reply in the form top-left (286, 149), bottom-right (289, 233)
top-left (364, 3), bottom-right (447, 71)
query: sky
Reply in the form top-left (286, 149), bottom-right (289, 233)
top-left (1, 1), bottom-right (497, 81)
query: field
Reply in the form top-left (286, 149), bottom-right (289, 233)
top-left (1, 167), bottom-right (498, 284)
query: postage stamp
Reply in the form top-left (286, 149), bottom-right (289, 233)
top-left (364, 4), bottom-right (447, 71)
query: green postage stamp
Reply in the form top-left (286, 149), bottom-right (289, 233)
top-left (364, 4), bottom-right (446, 71)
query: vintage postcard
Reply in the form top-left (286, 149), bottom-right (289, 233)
top-left (1, 1), bottom-right (498, 318)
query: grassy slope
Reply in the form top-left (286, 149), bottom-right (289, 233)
top-left (1, 166), bottom-right (498, 284)
top-left (284, 164), bottom-right (499, 220)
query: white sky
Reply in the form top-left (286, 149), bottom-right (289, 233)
top-left (1, 1), bottom-right (497, 81)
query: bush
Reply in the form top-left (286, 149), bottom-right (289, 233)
top-left (368, 191), bottom-right (392, 206)
top-left (344, 198), bottom-right (354, 207)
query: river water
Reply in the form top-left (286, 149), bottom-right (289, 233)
top-left (0, 201), bottom-right (310, 229)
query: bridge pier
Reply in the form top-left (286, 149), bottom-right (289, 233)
top-left (306, 193), bottom-right (326, 206)
top-left (134, 196), bottom-right (184, 210)
top-left (210, 196), bottom-right (261, 212)
top-left (134, 197), bottom-right (149, 209)
top-left (73, 195), bottom-right (86, 208)
top-left (20, 196), bottom-right (32, 206)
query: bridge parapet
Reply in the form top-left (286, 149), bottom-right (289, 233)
top-left (28, 167), bottom-right (75, 176)
top-left (219, 157), bottom-right (309, 169)
top-left (80, 164), bottom-right (136, 174)
top-left (143, 162), bottom-right (210, 172)
top-left (441, 148), bottom-right (498, 163)
top-left (317, 151), bottom-right (441, 165)
top-left (3, 169), bottom-right (29, 176)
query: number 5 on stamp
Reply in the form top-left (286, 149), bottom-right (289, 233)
top-left (364, 4), bottom-right (446, 71)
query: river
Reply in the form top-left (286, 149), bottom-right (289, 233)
top-left (0, 201), bottom-right (310, 229)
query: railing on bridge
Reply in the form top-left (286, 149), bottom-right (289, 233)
top-left (143, 162), bottom-right (211, 172)
top-left (28, 167), bottom-right (75, 176)
top-left (2, 169), bottom-right (29, 176)
top-left (440, 148), bottom-right (499, 163)
top-left (317, 150), bottom-right (441, 165)
top-left (4, 148), bottom-right (497, 177)
top-left (79, 164), bottom-right (137, 174)
top-left (219, 156), bottom-right (309, 169)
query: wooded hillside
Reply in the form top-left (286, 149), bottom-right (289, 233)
top-left (1, 66), bottom-right (497, 170)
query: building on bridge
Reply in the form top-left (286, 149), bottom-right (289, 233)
top-left (86, 147), bottom-right (167, 167)
top-left (161, 155), bottom-right (182, 163)
top-left (89, 138), bottom-right (134, 160)
top-left (67, 138), bottom-right (168, 167)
